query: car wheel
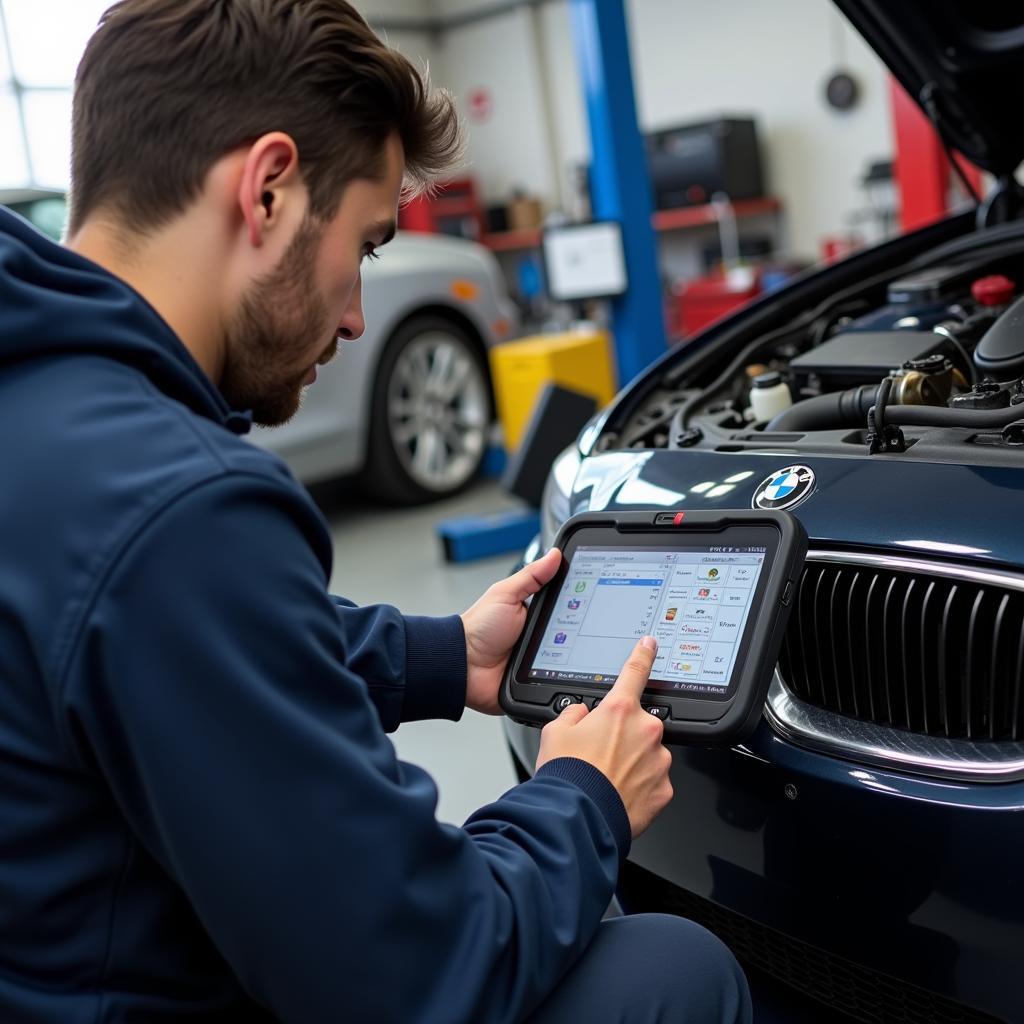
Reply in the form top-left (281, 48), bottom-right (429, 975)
top-left (365, 314), bottom-right (492, 505)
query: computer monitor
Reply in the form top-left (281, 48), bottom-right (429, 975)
top-left (542, 221), bottom-right (628, 302)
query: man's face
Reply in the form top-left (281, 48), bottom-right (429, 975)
top-left (220, 135), bottom-right (404, 426)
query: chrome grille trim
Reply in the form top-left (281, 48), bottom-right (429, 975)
top-left (766, 674), bottom-right (1024, 782)
top-left (800, 549), bottom-right (1024, 594)
top-left (767, 549), bottom-right (1024, 782)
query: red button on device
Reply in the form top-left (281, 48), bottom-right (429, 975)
top-left (673, 511), bottom-right (686, 525)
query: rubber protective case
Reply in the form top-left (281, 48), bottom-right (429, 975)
top-left (500, 509), bottom-right (807, 746)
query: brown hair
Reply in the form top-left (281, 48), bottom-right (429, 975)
top-left (68, 0), bottom-right (461, 234)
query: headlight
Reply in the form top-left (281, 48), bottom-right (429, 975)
top-left (540, 445), bottom-right (581, 548)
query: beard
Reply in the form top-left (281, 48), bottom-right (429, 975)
top-left (220, 214), bottom-right (336, 427)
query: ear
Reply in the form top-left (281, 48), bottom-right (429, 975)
top-left (237, 132), bottom-right (302, 248)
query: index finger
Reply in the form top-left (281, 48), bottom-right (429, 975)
top-left (607, 637), bottom-right (658, 702)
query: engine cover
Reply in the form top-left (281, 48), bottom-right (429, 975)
top-left (789, 330), bottom-right (947, 388)
top-left (974, 292), bottom-right (1024, 378)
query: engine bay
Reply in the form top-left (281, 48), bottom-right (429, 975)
top-left (601, 228), bottom-right (1024, 467)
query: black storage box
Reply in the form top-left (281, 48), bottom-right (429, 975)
top-left (645, 117), bottom-right (765, 209)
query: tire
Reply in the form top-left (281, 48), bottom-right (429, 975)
top-left (364, 314), bottom-right (493, 505)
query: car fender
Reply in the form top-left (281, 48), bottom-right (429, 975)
top-left (353, 238), bottom-right (514, 469)
top-left (350, 297), bottom-right (495, 471)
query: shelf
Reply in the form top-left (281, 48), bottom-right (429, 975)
top-left (651, 196), bottom-right (782, 231)
top-left (428, 197), bottom-right (481, 217)
top-left (482, 228), bottom-right (543, 252)
top-left (481, 197), bottom-right (782, 253)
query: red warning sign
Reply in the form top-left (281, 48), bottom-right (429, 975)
top-left (467, 88), bottom-right (493, 123)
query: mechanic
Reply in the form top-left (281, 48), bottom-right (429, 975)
top-left (0, 2), bottom-right (752, 1021)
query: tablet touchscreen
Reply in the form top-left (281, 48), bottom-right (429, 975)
top-left (522, 542), bottom-right (770, 699)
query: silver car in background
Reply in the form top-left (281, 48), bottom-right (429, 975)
top-left (254, 230), bottom-right (518, 503)
top-left (5, 190), bottom-right (518, 505)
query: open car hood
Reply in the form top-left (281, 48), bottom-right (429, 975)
top-left (835, 1), bottom-right (1024, 178)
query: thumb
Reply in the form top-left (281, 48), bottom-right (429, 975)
top-left (608, 637), bottom-right (658, 702)
top-left (503, 548), bottom-right (562, 604)
top-left (556, 701), bottom-right (589, 726)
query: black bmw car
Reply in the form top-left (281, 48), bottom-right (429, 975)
top-left (505, 5), bottom-right (1024, 1022)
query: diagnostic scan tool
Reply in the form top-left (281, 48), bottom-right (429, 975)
top-left (501, 510), bottom-right (807, 745)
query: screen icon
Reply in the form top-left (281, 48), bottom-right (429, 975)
top-left (664, 607), bottom-right (677, 621)
top-left (698, 588), bottom-right (711, 598)
top-left (574, 581), bottom-right (587, 593)
top-left (567, 598), bottom-right (581, 610)
top-left (707, 568), bottom-right (719, 579)
top-left (554, 632), bottom-right (567, 645)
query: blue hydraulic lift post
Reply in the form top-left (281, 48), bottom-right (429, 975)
top-left (569, 0), bottom-right (666, 384)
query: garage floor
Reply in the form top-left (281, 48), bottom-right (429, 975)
top-left (319, 478), bottom-right (522, 824)
top-left (316, 478), bottom-right (859, 1024)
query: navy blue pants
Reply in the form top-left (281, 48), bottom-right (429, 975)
top-left (526, 914), bottom-right (752, 1024)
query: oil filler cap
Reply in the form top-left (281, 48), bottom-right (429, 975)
top-left (971, 275), bottom-right (1015, 308)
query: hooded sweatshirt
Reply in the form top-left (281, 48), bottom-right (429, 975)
top-left (0, 207), bottom-right (630, 1023)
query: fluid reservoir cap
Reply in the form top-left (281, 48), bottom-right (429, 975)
top-left (971, 275), bottom-right (1016, 307)
top-left (903, 353), bottom-right (948, 373)
top-left (749, 372), bottom-right (791, 421)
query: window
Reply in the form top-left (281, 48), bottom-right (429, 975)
top-left (0, 0), bottom-right (109, 190)
top-left (0, 87), bottom-right (29, 185)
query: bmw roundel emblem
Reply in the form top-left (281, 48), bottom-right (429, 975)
top-left (752, 465), bottom-right (816, 511)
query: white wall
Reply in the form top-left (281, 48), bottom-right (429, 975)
top-left (431, 7), bottom-right (558, 202)
top-left (428, 0), bottom-right (895, 262)
top-left (378, 28), bottom-right (437, 64)
top-left (627, 0), bottom-right (892, 260)
top-left (355, 0), bottom-right (437, 70)
top-left (357, 0), bottom-right (430, 19)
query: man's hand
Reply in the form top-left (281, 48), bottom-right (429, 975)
top-left (535, 637), bottom-right (673, 838)
top-left (460, 548), bottom-right (562, 715)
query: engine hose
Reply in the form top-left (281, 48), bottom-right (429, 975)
top-left (765, 385), bottom-right (877, 432)
top-left (885, 402), bottom-right (1024, 428)
top-left (869, 376), bottom-right (894, 436)
top-left (767, 386), bottom-right (1024, 432)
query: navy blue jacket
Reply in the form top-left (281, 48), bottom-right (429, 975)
top-left (0, 208), bottom-right (631, 1023)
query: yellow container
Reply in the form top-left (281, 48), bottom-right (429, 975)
top-left (489, 329), bottom-right (617, 452)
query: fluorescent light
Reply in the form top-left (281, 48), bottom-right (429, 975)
top-left (22, 90), bottom-right (71, 189)
top-left (894, 540), bottom-right (989, 557)
top-left (0, 88), bottom-right (29, 186)
top-left (616, 478), bottom-right (685, 506)
top-left (3, 0), bottom-right (108, 88)
top-left (0, 9), bottom-right (10, 82)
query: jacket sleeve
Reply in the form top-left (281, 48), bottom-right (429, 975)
top-left (327, 595), bottom-right (467, 731)
top-left (59, 472), bottom-right (631, 1024)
